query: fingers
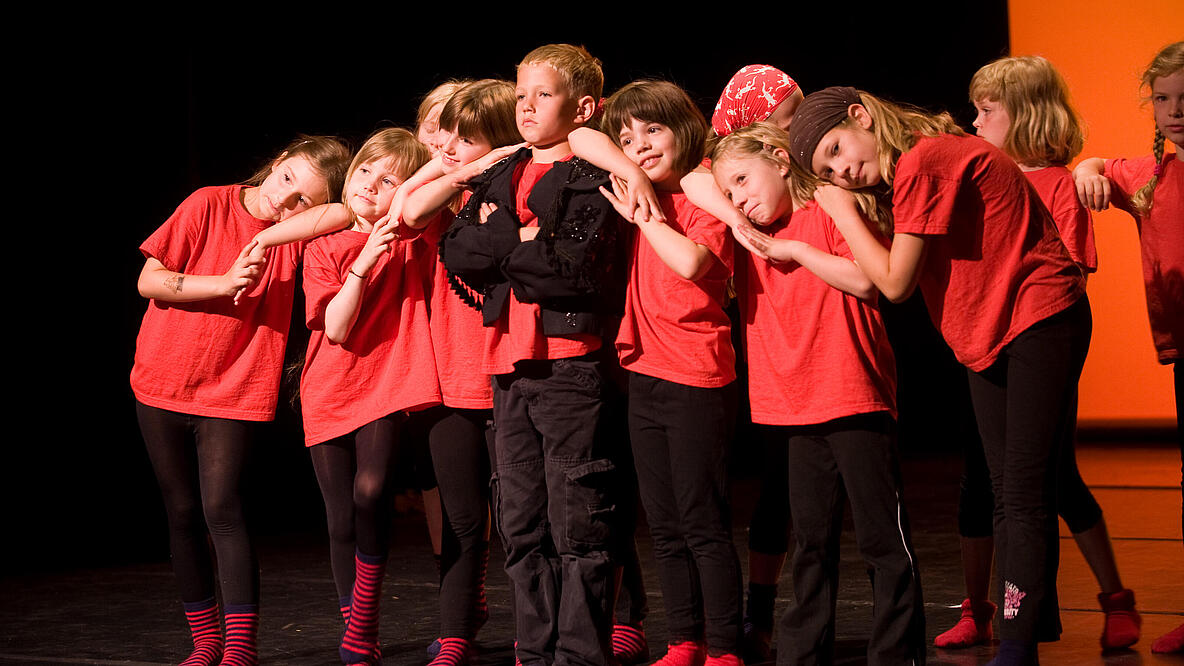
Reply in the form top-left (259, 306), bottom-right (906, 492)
top-left (478, 202), bottom-right (499, 224)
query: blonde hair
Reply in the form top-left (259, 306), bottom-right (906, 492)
top-left (518, 44), bottom-right (604, 100)
top-left (246, 135), bottom-right (351, 204)
top-left (848, 91), bottom-right (965, 190)
top-left (970, 55), bottom-right (1083, 167)
top-left (439, 79), bottom-right (522, 149)
top-left (1131, 41), bottom-right (1184, 215)
top-left (602, 80), bottom-right (708, 177)
top-left (712, 122), bottom-right (891, 234)
top-left (342, 128), bottom-right (430, 221)
top-left (416, 81), bottom-right (470, 133)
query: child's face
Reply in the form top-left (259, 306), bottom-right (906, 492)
top-left (346, 157), bottom-right (402, 223)
top-left (811, 122), bottom-right (881, 190)
top-left (712, 155), bottom-right (792, 226)
top-left (417, 103), bottom-right (445, 157)
top-left (258, 155), bottom-right (331, 221)
top-left (1151, 69), bottom-right (1184, 148)
top-left (516, 64), bottom-right (582, 148)
top-left (972, 98), bottom-right (1010, 151)
top-left (438, 127), bottom-right (494, 175)
top-left (618, 117), bottom-right (681, 190)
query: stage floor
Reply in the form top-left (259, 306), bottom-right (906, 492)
top-left (2, 441), bottom-right (1181, 665)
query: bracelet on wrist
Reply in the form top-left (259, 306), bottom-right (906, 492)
top-left (349, 268), bottom-right (367, 280)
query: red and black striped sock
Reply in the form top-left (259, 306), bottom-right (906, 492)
top-left (179, 597), bottom-right (222, 666)
top-left (340, 550), bottom-right (386, 664)
top-left (220, 604), bottom-right (258, 666)
top-left (427, 637), bottom-right (474, 665)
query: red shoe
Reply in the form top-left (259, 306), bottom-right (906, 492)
top-left (1151, 620), bottom-right (1184, 654)
top-left (934, 598), bottom-right (995, 648)
top-left (1098, 589), bottom-right (1141, 650)
top-left (704, 654), bottom-right (744, 666)
top-left (653, 641), bottom-right (707, 666)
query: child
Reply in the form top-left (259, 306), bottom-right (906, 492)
top-left (1073, 40), bottom-right (1184, 654)
top-left (297, 128), bottom-right (438, 663)
top-left (401, 78), bottom-right (524, 666)
top-left (417, 81), bottom-right (471, 158)
top-left (439, 44), bottom-right (625, 666)
top-left (596, 80), bottom-right (742, 666)
top-left (931, 54), bottom-right (1139, 652)
top-left (791, 86), bottom-right (1089, 666)
top-left (713, 122), bottom-right (925, 666)
top-left (133, 135), bottom-right (350, 666)
top-left (712, 64), bottom-right (803, 137)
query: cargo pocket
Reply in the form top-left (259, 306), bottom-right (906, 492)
top-left (564, 458), bottom-right (616, 551)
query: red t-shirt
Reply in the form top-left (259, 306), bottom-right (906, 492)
top-left (615, 192), bottom-right (735, 388)
top-left (419, 202), bottom-right (493, 409)
top-left (1024, 165), bottom-right (1097, 273)
top-left (892, 135), bottom-right (1085, 372)
top-left (483, 158), bottom-right (600, 375)
top-left (1105, 153), bottom-right (1183, 364)
top-left (300, 229), bottom-right (441, 446)
top-left (737, 201), bottom-right (896, 425)
top-left (132, 185), bottom-right (301, 421)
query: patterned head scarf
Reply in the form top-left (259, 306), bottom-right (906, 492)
top-left (711, 65), bottom-right (799, 136)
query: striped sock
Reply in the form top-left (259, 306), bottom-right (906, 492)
top-left (220, 604), bottom-right (258, 666)
top-left (340, 596), bottom-right (352, 624)
top-left (612, 623), bottom-right (649, 664)
top-left (427, 637), bottom-right (473, 665)
top-left (180, 597), bottom-right (223, 666)
top-left (340, 550), bottom-right (386, 664)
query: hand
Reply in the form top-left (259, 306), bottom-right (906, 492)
top-left (812, 184), bottom-right (860, 224)
top-left (478, 202), bottom-right (499, 224)
top-left (227, 240), bottom-right (266, 303)
top-left (729, 217), bottom-right (771, 260)
top-left (623, 169), bottom-right (664, 224)
top-left (519, 226), bottom-right (540, 241)
top-left (352, 218), bottom-right (399, 277)
top-left (1074, 170), bottom-right (1111, 211)
top-left (457, 142), bottom-right (529, 185)
top-left (735, 223), bottom-right (801, 264)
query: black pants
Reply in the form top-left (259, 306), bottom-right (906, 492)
top-left (492, 356), bottom-right (616, 666)
top-left (965, 296), bottom-right (1091, 645)
top-left (628, 373), bottom-right (742, 654)
top-left (777, 413), bottom-right (925, 666)
top-left (136, 401), bottom-right (259, 606)
top-left (427, 406), bottom-right (493, 639)
top-left (748, 425), bottom-right (792, 555)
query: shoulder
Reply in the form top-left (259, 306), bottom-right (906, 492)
top-left (557, 156), bottom-right (611, 189)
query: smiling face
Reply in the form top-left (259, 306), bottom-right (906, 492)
top-left (712, 154), bottom-right (793, 226)
top-left (1152, 69), bottom-right (1184, 148)
top-left (437, 127), bottom-right (494, 175)
top-left (515, 63), bottom-right (582, 148)
top-left (810, 119), bottom-right (882, 190)
top-left (972, 98), bottom-right (1011, 151)
top-left (345, 157), bottom-right (402, 223)
top-left (255, 155), bottom-right (331, 221)
top-left (618, 117), bottom-right (683, 190)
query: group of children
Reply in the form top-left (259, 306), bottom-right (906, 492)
top-left (131, 40), bottom-right (1183, 666)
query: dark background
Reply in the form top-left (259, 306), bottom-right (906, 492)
top-left (9, 8), bottom-right (1009, 573)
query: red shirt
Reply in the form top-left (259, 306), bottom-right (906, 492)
top-left (1105, 153), bottom-right (1183, 363)
top-left (483, 158), bottom-right (600, 375)
top-left (738, 201), bottom-right (896, 425)
top-left (616, 192), bottom-right (735, 388)
top-left (419, 203), bottom-right (494, 409)
top-left (300, 229), bottom-right (441, 446)
top-left (132, 185), bottom-right (301, 421)
top-left (892, 135), bottom-right (1085, 372)
top-left (1024, 165), bottom-right (1097, 273)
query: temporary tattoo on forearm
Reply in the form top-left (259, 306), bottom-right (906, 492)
top-left (165, 275), bottom-right (184, 293)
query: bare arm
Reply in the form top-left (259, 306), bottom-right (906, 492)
top-left (601, 174), bottom-right (715, 281)
top-left (815, 185), bottom-right (925, 303)
top-left (323, 220), bottom-right (398, 344)
top-left (681, 169), bottom-right (771, 258)
top-left (1072, 157), bottom-right (1111, 211)
top-left (569, 127), bottom-right (664, 223)
top-left (735, 226), bottom-right (876, 299)
top-left (137, 242), bottom-right (265, 302)
top-left (251, 203), bottom-right (351, 250)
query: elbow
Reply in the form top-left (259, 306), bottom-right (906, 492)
top-left (881, 283), bottom-right (914, 304)
top-left (325, 327), bottom-right (348, 345)
top-left (851, 280), bottom-right (879, 302)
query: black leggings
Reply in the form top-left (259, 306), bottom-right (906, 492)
top-left (310, 413), bottom-right (403, 600)
top-left (137, 401), bottom-right (259, 606)
top-left (427, 406), bottom-right (492, 639)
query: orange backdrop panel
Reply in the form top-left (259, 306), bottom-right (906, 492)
top-left (1009, 1), bottom-right (1181, 426)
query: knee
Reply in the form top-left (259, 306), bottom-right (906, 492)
top-left (201, 492), bottom-right (245, 536)
top-left (352, 474), bottom-right (388, 514)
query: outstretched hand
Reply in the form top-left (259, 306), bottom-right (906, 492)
top-left (230, 240), bottom-right (267, 304)
top-left (456, 142), bottom-right (529, 185)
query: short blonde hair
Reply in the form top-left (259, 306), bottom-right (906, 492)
top-left (439, 79), bottom-right (522, 149)
top-left (602, 80), bottom-right (707, 177)
top-left (712, 122), bottom-right (890, 234)
top-left (416, 80), bottom-right (470, 133)
top-left (518, 44), bottom-right (604, 100)
top-left (970, 55), bottom-right (1083, 167)
top-left (343, 128), bottom-right (430, 221)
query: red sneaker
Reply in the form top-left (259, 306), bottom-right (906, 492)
top-left (934, 598), bottom-right (995, 648)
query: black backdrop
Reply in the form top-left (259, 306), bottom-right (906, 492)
top-left (8, 8), bottom-right (1007, 572)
